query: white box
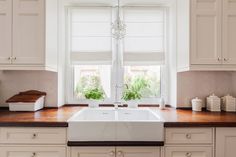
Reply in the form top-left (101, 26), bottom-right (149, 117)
top-left (9, 96), bottom-right (45, 111)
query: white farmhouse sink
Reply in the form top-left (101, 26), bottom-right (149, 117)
top-left (68, 108), bottom-right (164, 142)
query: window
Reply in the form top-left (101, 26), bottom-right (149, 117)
top-left (67, 6), bottom-right (168, 104)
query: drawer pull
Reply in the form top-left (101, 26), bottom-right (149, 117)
top-left (109, 151), bottom-right (115, 156)
top-left (32, 133), bottom-right (37, 139)
top-left (117, 151), bottom-right (123, 157)
top-left (186, 133), bottom-right (191, 139)
top-left (32, 152), bottom-right (36, 157)
top-left (185, 152), bottom-right (192, 157)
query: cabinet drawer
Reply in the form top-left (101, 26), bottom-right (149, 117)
top-left (0, 127), bottom-right (66, 144)
top-left (165, 146), bottom-right (212, 157)
top-left (0, 146), bottom-right (66, 157)
top-left (165, 128), bottom-right (213, 144)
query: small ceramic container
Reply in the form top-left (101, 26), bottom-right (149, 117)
top-left (206, 94), bottom-right (221, 112)
top-left (221, 94), bottom-right (236, 112)
top-left (191, 97), bottom-right (202, 111)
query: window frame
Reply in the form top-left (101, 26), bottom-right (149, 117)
top-left (65, 5), bottom-right (169, 105)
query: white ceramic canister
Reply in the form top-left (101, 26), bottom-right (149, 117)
top-left (191, 97), bottom-right (203, 111)
top-left (207, 94), bottom-right (221, 112)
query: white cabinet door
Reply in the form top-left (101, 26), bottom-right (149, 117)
top-left (117, 147), bottom-right (160, 157)
top-left (1, 146), bottom-right (66, 157)
top-left (0, 0), bottom-right (12, 64)
top-left (12, 0), bottom-right (45, 65)
top-left (71, 147), bottom-right (115, 157)
top-left (190, 0), bottom-right (222, 65)
top-left (216, 128), bottom-right (236, 157)
top-left (165, 146), bottom-right (212, 157)
top-left (222, 0), bottom-right (236, 64)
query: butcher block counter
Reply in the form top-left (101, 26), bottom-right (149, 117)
top-left (0, 106), bottom-right (235, 127)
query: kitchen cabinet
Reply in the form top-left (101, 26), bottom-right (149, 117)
top-left (71, 147), bottom-right (115, 157)
top-left (165, 146), bottom-right (212, 157)
top-left (216, 128), bottom-right (236, 157)
top-left (177, 0), bottom-right (236, 71)
top-left (71, 147), bottom-right (160, 157)
top-left (222, 0), bottom-right (236, 64)
top-left (0, 0), bottom-right (58, 71)
top-left (164, 128), bottom-right (214, 157)
top-left (0, 127), bottom-right (66, 144)
top-left (116, 147), bottom-right (160, 157)
top-left (0, 146), bottom-right (66, 157)
top-left (0, 127), bottom-right (67, 157)
top-left (0, 0), bottom-right (12, 64)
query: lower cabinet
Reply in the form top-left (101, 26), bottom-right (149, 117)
top-left (165, 146), bottom-right (212, 157)
top-left (216, 127), bottom-right (236, 157)
top-left (70, 147), bottom-right (160, 157)
top-left (0, 146), bottom-right (66, 157)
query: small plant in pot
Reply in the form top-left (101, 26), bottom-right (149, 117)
top-left (122, 76), bottom-right (150, 108)
top-left (84, 88), bottom-right (105, 108)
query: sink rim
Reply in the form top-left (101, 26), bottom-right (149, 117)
top-left (68, 107), bottom-right (163, 122)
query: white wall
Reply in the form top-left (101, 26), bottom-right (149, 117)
top-left (177, 71), bottom-right (235, 108)
top-left (0, 70), bottom-right (58, 107)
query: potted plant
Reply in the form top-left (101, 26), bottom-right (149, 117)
top-left (122, 76), bottom-right (149, 108)
top-left (84, 88), bottom-right (105, 107)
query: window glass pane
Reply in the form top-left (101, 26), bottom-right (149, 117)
top-left (74, 65), bottom-right (111, 100)
top-left (124, 66), bottom-right (161, 99)
top-left (72, 37), bottom-right (111, 52)
top-left (72, 23), bottom-right (111, 36)
top-left (124, 37), bottom-right (163, 52)
top-left (71, 8), bottom-right (111, 22)
top-left (126, 23), bottom-right (164, 37)
top-left (123, 8), bottom-right (164, 22)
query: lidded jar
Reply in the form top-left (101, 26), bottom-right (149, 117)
top-left (206, 94), bottom-right (221, 112)
top-left (191, 97), bottom-right (202, 111)
top-left (221, 94), bottom-right (236, 112)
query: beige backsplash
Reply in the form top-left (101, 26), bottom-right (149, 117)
top-left (177, 71), bottom-right (235, 108)
top-left (0, 70), bottom-right (58, 107)
top-left (0, 70), bottom-right (235, 108)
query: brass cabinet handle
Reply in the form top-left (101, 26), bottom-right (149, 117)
top-left (186, 152), bottom-right (192, 157)
top-left (32, 133), bottom-right (37, 139)
top-left (109, 151), bottom-right (115, 156)
top-left (186, 133), bottom-right (191, 139)
top-left (117, 151), bottom-right (123, 157)
top-left (32, 152), bottom-right (36, 157)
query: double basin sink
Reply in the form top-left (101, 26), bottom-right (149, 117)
top-left (68, 108), bottom-right (164, 142)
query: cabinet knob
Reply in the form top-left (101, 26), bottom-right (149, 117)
top-left (217, 58), bottom-right (221, 61)
top-left (8, 57), bottom-right (11, 60)
top-left (224, 58), bottom-right (228, 61)
top-left (117, 151), bottom-right (123, 157)
top-left (32, 152), bottom-right (36, 157)
top-left (32, 133), bottom-right (37, 139)
top-left (13, 57), bottom-right (16, 60)
top-left (185, 152), bottom-right (192, 157)
top-left (109, 151), bottom-right (115, 156)
top-left (186, 133), bottom-right (191, 139)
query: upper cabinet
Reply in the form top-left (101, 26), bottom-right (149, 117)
top-left (0, 0), bottom-right (12, 64)
top-left (0, 0), bottom-right (58, 71)
top-left (177, 0), bottom-right (236, 72)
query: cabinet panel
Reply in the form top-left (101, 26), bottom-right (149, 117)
top-left (0, 0), bottom-right (12, 64)
top-left (0, 146), bottom-right (66, 157)
top-left (216, 128), bottom-right (236, 157)
top-left (165, 146), bottom-right (212, 157)
top-left (0, 127), bottom-right (66, 144)
top-left (116, 147), bottom-right (160, 157)
top-left (71, 147), bottom-right (115, 157)
top-left (191, 0), bottom-right (222, 65)
top-left (165, 128), bottom-right (213, 144)
top-left (12, 0), bottom-right (45, 64)
top-left (222, 0), bottom-right (236, 64)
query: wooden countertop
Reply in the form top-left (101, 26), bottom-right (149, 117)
top-left (0, 106), bottom-right (236, 127)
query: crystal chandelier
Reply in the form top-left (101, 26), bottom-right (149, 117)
top-left (111, 0), bottom-right (126, 39)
